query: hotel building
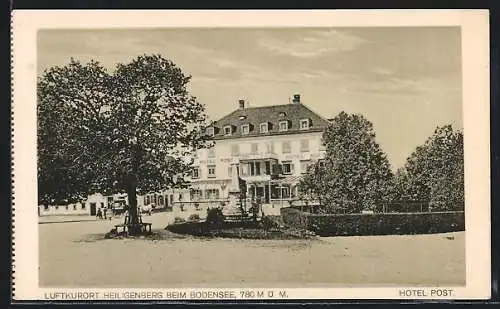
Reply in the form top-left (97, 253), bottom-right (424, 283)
top-left (181, 94), bottom-right (329, 210)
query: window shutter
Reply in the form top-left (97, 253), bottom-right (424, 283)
top-left (290, 163), bottom-right (295, 174)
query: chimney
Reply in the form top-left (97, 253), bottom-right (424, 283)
top-left (238, 99), bottom-right (245, 109)
top-left (292, 94), bottom-right (301, 104)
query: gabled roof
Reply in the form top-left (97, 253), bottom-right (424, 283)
top-left (211, 103), bottom-right (329, 140)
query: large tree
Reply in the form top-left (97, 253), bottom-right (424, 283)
top-left (38, 55), bottom-right (212, 231)
top-left (299, 112), bottom-right (393, 213)
top-left (396, 125), bottom-right (464, 211)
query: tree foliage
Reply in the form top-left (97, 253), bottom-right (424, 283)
top-left (395, 125), bottom-right (464, 211)
top-left (38, 55), bottom-right (212, 224)
top-left (299, 112), bottom-right (393, 213)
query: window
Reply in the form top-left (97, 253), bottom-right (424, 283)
top-left (81, 203), bottom-right (86, 210)
top-left (279, 121), bottom-right (288, 132)
top-left (231, 144), bottom-right (239, 156)
top-left (158, 195), bottom-right (164, 206)
top-left (241, 124), bottom-right (250, 135)
top-left (145, 195), bottom-right (150, 205)
top-left (207, 147), bottom-right (216, 158)
top-left (282, 161), bottom-right (294, 175)
top-left (255, 162), bottom-right (261, 175)
top-left (251, 143), bottom-right (259, 154)
top-left (266, 142), bottom-right (274, 154)
top-left (192, 167), bottom-right (200, 179)
top-left (190, 189), bottom-right (202, 201)
top-left (205, 189), bottom-right (220, 200)
top-left (260, 122), bottom-right (268, 133)
top-left (300, 119), bottom-right (310, 130)
top-left (300, 139), bottom-right (309, 152)
top-left (265, 161), bottom-right (271, 175)
top-left (208, 165), bottom-right (216, 178)
top-left (224, 126), bottom-right (232, 136)
top-left (282, 141), bottom-right (291, 153)
top-left (73, 204), bottom-right (77, 210)
top-left (101, 202), bottom-right (105, 208)
top-left (300, 160), bottom-right (311, 173)
top-left (206, 127), bottom-right (214, 136)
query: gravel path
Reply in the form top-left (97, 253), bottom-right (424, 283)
top-left (39, 212), bottom-right (465, 287)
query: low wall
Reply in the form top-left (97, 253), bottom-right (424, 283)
top-left (280, 208), bottom-right (465, 236)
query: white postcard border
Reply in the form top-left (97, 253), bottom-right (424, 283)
top-left (12, 9), bottom-right (491, 300)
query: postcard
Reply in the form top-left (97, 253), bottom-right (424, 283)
top-left (11, 9), bottom-right (490, 301)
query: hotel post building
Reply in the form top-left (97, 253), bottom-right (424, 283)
top-left (181, 94), bottom-right (329, 211)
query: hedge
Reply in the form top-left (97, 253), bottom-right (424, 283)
top-left (280, 208), bottom-right (464, 236)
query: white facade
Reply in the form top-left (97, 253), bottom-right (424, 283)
top-left (38, 193), bottom-right (107, 216)
top-left (187, 126), bottom-right (326, 209)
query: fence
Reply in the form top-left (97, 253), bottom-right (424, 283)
top-left (280, 207), bottom-right (465, 236)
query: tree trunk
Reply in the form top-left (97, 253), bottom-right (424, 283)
top-left (126, 179), bottom-right (140, 225)
top-left (125, 143), bottom-right (142, 235)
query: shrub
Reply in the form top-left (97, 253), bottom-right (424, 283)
top-left (188, 213), bottom-right (201, 222)
top-left (206, 208), bottom-right (224, 229)
top-left (281, 208), bottom-right (464, 236)
top-left (174, 217), bottom-right (186, 224)
top-left (260, 215), bottom-right (279, 231)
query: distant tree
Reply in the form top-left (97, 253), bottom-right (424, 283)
top-left (38, 55), bottom-right (212, 232)
top-left (299, 112), bottom-right (393, 213)
top-left (398, 125), bottom-right (464, 211)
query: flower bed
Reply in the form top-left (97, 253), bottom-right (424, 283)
top-left (165, 220), bottom-right (314, 240)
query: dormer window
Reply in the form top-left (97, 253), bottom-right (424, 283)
top-left (279, 112), bottom-right (287, 117)
top-left (300, 119), bottom-right (310, 130)
top-left (241, 124), bottom-right (250, 135)
top-left (239, 115), bottom-right (247, 121)
top-left (279, 121), bottom-right (289, 132)
top-left (223, 126), bottom-right (232, 136)
top-left (260, 122), bottom-right (268, 133)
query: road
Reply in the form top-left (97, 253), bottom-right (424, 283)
top-left (39, 211), bottom-right (465, 288)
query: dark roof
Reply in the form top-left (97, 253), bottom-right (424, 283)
top-left (211, 103), bottom-right (329, 140)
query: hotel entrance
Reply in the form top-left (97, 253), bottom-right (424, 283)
top-left (248, 184), bottom-right (270, 203)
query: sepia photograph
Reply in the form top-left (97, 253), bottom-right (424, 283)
top-left (12, 10), bottom-right (490, 300)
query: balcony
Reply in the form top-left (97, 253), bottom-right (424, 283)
top-left (238, 152), bottom-right (279, 161)
top-left (240, 174), bottom-right (271, 183)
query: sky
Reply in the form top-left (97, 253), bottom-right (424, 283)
top-left (37, 27), bottom-right (462, 170)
